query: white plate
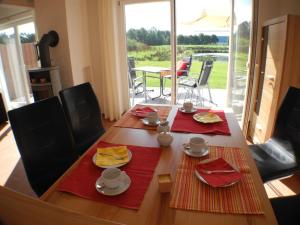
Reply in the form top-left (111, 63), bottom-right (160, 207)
top-left (193, 112), bottom-right (223, 123)
top-left (183, 146), bottom-right (209, 158)
top-left (179, 107), bottom-right (197, 114)
top-left (194, 159), bottom-right (240, 187)
top-left (141, 118), bottom-right (160, 126)
top-left (92, 149), bottom-right (132, 169)
top-left (95, 173), bottom-right (131, 196)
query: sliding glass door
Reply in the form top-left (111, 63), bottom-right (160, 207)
top-left (0, 20), bottom-right (36, 110)
top-left (120, 0), bottom-right (253, 124)
top-left (227, 0), bottom-right (253, 122)
top-left (175, 0), bottom-right (230, 107)
top-left (124, 1), bottom-right (173, 105)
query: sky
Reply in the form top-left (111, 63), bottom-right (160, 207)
top-left (125, 0), bottom-right (252, 35)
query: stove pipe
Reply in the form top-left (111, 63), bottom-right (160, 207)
top-left (36, 30), bottom-right (59, 68)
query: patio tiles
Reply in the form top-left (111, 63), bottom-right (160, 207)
top-left (130, 87), bottom-right (227, 108)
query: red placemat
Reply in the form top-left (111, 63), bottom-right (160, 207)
top-left (57, 141), bottom-right (162, 210)
top-left (170, 109), bottom-right (231, 135)
top-left (114, 104), bottom-right (171, 130)
top-left (170, 146), bottom-right (263, 214)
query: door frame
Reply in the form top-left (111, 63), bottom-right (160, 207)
top-left (118, 0), bottom-right (257, 134)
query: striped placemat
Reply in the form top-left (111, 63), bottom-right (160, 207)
top-left (114, 104), bottom-right (171, 130)
top-left (170, 146), bottom-right (263, 214)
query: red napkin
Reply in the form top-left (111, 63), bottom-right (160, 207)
top-left (131, 106), bottom-right (155, 117)
top-left (195, 158), bottom-right (242, 187)
top-left (57, 141), bottom-right (162, 210)
top-left (170, 109), bottom-right (231, 135)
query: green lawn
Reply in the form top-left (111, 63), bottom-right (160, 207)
top-left (135, 60), bottom-right (228, 89)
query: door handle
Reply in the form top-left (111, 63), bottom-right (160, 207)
top-left (266, 75), bottom-right (275, 82)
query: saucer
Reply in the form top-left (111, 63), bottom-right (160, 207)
top-left (179, 107), bottom-right (197, 114)
top-left (95, 173), bottom-right (131, 196)
top-left (183, 146), bottom-right (209, 158)
top-left (92, 149), bottom-right (132, 169)
top-left (141, 118), bottom-right (160, 126)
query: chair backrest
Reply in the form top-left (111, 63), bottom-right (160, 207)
top-left (128, 57), bottom-right (137, 80)
top-left (7, 97), bottom-right (78, 196)
top-left (59, 82), bottom-right (105, 155)
top-left (197, 60), bottom-right (214, 86)
top-left (0, 186), bottom-right (123, 225)
top-left (176, 55), bottom-right (193, 77)
top-left (273, 87), bottom-right (300, 149)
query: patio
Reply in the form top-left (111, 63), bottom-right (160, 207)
top-left (130, 86), bottom-right (227, 108)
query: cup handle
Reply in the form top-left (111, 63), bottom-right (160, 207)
top-left (98, 177), bottom-right (105, 186)
top-left (120, 171), bottom-right (127, 181)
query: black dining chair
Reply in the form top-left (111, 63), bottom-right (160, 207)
top-left (271, 194), bottom-right (300, 225)
top-left (249, 86), bottom-right (300, 182)
top-left (8, 97), bottom-right (79, 196)
top-left (59, 82), bottom-right (105, 155)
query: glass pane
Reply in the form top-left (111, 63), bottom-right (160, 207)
top-left (125, 2), bottom-right (171, 105)
top-left (0, 27), bottom-right (29, 109)
top-left (176, 0), bottom-right (230, 107)
top-left (228, 0), bottom-right (252, 122)
top-left (18, 22), bottom-right (38, 69)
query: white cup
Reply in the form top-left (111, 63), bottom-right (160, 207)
top-left (183, 102), bottom-right (193, 112)
top-left (147, 111), bottom-right (158, 124)
top-left (100, 168), bottom-right (126, 189)
top-left (189, 137), bottom-right (207, 154)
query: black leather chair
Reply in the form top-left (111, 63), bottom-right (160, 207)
top-left (271, 195), bottom-right (300, 225)
top-left (249, 87), bottom-right (300, 182)
top-left (59, 82), bottom-right (105, 155)
top-left (8, 97), bottom-right (79, 196)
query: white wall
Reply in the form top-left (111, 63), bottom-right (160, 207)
top-left (65, 0), bottom-right (93, 85)
top-left (34, 0), bottom-right (74, 88)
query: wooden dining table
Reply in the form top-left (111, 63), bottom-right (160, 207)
top-left (41, 105), bottom-right (278, 225)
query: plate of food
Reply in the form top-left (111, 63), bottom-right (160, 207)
top-left (193, 112), bottom-right (223, 123)
top-left (92, 146), bottom-right (132, 169)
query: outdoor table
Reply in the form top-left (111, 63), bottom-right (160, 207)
top-left (132, 66), bottom-right (171, 101)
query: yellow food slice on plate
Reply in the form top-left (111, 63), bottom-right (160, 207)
top-left (96, 146), bottom-right (129, 166)
top-left (193, 112), bottom-right (223, 123)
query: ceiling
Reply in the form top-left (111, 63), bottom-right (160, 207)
top-left (0, 4), bottom-right (30, 21)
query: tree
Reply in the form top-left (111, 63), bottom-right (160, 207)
top-left (237, 21), bottom-right (250, 39)
top-left (20, 33), bottom-right (36, 43)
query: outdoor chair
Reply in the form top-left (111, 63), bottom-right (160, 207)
top-left (249, 87), bottom-right (300, 182)
top-left (271, 194), bottom-right (300, 225)
top-left (8, 97), bottom-right (79, 196)
top-left (162, 56), bottom-right (193, 95)
top-left (128, 57), bottom-right (145, 104)
top-left (59, 82), bottom-right (105, 155)
top-left (178, 60), bottom-right (215, 106)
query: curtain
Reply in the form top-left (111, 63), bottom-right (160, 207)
top-left (87, 0), bottom-right (130, 121)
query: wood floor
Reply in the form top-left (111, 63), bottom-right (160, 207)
top-left (1, 120), bottom-right (300, 199)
